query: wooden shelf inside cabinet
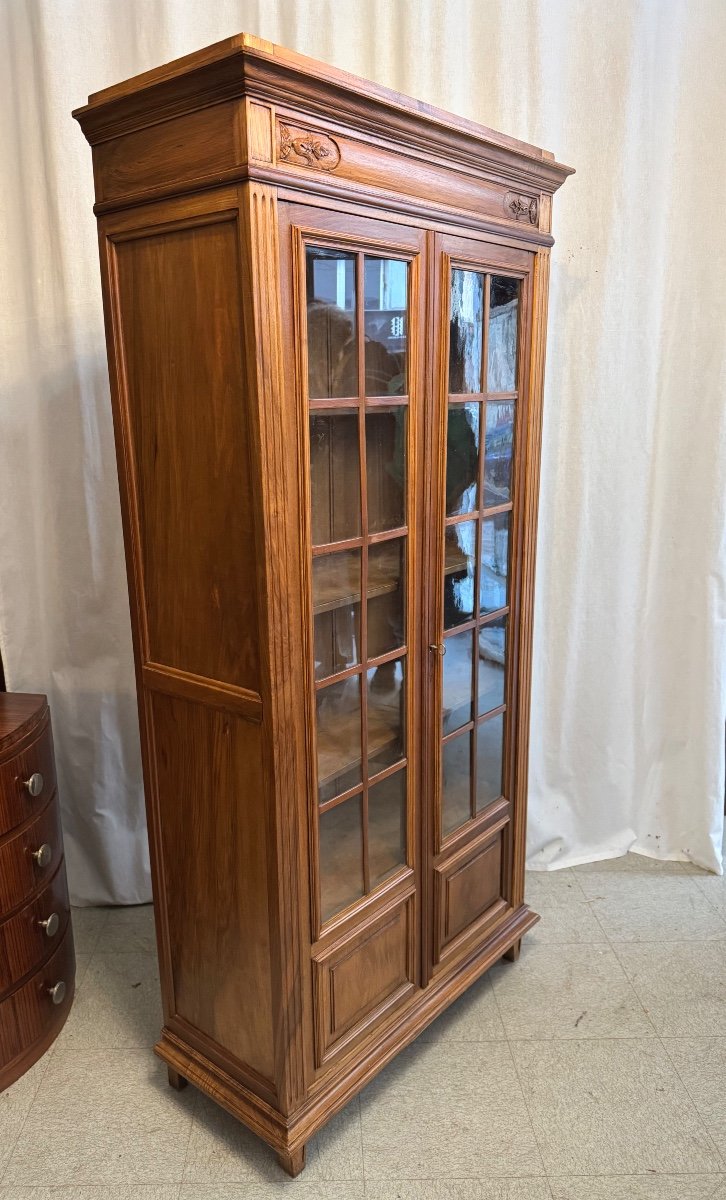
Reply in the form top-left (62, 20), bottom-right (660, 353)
top-left (313, 542), bottom-right (402, 614)
top-left (317, 690), bottom-right (402, 788)
top-left (72, 28), bottom-right (571, 1179)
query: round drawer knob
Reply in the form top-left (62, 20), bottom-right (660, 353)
top-left (38, 912), bottom-right (60, 937)
top-left (31, 843), bottom-right (52, 868)
top-left (47, 980), bottom-right (66, 1005)
top-left (24, 772), bottom-right (44, 797)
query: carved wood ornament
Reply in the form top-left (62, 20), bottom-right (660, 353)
top-left (278, 122), bottom-right (341, 171)
top-left (505, 192), bottom-right (539, 224)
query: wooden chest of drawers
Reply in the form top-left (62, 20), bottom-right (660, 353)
top-left (0, 694), bottom-right (75, 1091)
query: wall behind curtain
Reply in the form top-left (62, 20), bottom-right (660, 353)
top-left (1, 0), bottom-right (724, 903)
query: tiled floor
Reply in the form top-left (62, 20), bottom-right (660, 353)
top-left (3, 854), bottom-right (726, 1197)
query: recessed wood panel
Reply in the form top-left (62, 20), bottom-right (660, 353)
top-left (434, 828), bottom-right (506, 962)
top-left (150, 692), bottom-right (275, 1084)
top-left (313, 894), bottom-right (415, 1067)
top-left (0, 719), bottom-right (56, 839)
top-left (113, 217), bottom-right (260, 691)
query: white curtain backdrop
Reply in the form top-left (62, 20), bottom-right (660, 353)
top-left (1, 0), bottom-right (724, 904)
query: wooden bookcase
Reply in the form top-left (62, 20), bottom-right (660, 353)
top-left (73, 34), bottom-right (572, 1176)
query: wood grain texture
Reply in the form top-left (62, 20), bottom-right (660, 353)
top-left (0, 709), bottom-right (55, 838)
top-left (0, 696), bottom-right (74, 1092)
top-left (0, 860), bottom-right (70, 997)
top-left (0, 927), bottom-right (75, 1091)
top-left (75, 32), bottom-right (567, 1173)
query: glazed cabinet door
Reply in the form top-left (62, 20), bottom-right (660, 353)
top-left (279, 204), bottom-right (425, 1070)
top-left (427, 233), bottom-right (534, 974)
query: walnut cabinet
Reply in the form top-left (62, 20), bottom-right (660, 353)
top-left (73, 35), bottom-right (572, 1176)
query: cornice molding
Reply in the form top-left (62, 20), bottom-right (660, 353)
top-left (73, 36), bottom-right (573, 196)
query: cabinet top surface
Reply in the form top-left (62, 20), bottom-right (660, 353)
top-left (0, 693), bottom-right (48, 752)
top-left (73, 32), bottom-right (573, 188)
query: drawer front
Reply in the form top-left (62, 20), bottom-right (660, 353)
top-left (434, 824), bottom-right (508, 965)
top-left (312, 893), bottom-right (416, 1068)
top-left (0, 925), bottom-right (75, 1073)
top-left (0, 800), bottom-right (63, 915)
top-left (0, 721), bottom-right (56, 838)
top-left (0, 862), bottom-right (70, 997)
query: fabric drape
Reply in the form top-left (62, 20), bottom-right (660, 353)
top-left (1, 0), bottom-right (724, 903)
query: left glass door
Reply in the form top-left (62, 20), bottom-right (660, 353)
top-left (294, 215), bottom-right (424, 937)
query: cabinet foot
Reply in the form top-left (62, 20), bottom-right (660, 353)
top-left (167, 1067), bottom-right (188, 1091)
top-left (504, 938), bottom-right (522, 962)
top-left (276, 1145), bottom-right (306, 1177)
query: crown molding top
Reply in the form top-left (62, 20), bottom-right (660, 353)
top-left (72, 33), bottom-right (574, 194)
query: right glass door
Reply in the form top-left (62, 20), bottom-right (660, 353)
top-left (436, 250), bottom-right (527, 848)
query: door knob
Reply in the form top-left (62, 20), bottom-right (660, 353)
top-left (24, 772), bottom-right (44, 797)
top-left (38, 912), bottom-right (60, 937)
top-left (429, 643), bottom-right (446, 656)
top-left (47, 981), bottom-right (66, 1005)
top-left (31, 843), bottom-right (52, 868)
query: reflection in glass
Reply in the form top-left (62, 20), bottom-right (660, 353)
top-left (476, 713), bottom-right (504, 812)
top-left (368, 539), bottom-right (405, 658)
top-left (488, 276), bottom-right (519, 393)
top-left (484, 402), bottom-right (514, 506)
top-left (312, 551), bottom-right (361, 681)
top-left (442, 629), bottom-right (474, 735)
top-left (480, 513), bottom-right (510, 614)
top-left (309, 413), bottom-right (361, 545)
top-left (442, 732), bottom-right (472, 837)
top-left (364, 258), bottom-right (407, 395)
top-left (368, 768), bottom-right (406, 889)
top-left (446, 403), bottom-right (480, 516)
top-left (319, 796), bottom-right (364, 921)
top-left (478, 616), bottom-right (506, 715)
top-left (366, 408), bottom-right (406, 533)
top-left (316, 676), bottom-right (361, 803)
top-left (367, 660), bottom-right (405, 776)
top-left (306, 248), bottom-right (357, 399)
top-left (443, 521), bottom-right (476, 631)
top-left (449, 269), bottom-right (484, 393)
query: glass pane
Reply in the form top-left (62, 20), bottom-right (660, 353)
top-left (484, 402), bottom-right (514, 506)
top-left (478, 616), bottom-right (506, 715)
top-left (476, 713), bottom-right (504, 811)
top-left (368, 659), bottom-right (405, 776)
top-left (442, 629), bottom-right (474, 736)
top-left (443, 521), bottom-right (475, 631)
top-left (442, 732), bottom-right (472, 837)
top-left (316, 676), bottom-right (361, 803)
top-left (446, 403), bottom-right (479, 517)
top-left (364, 258), bottom-right (407, 395)
top-left (309, 413), bottom-right (361, 545)
top-left (480, 512), bottom-right (510, 614)
top-left (366, 408), bottom-right (406, 533)
top-left (368, 539), bottom-right (405, 658)
top-left (449, 269), bottom-right (484, 393)
top-left (319, 795), bottom-right (364, 921)
top-left (488, 276), bottom-right (519, 393)
top-left (312, 551), bottom-right (361, 681)
top-left (368, 768), bottom-right (406, 889)
top-left (306, 248), bottom-right (358, 399)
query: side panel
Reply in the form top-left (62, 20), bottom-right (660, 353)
top-left (101, 190), bottom-right (276, 1091)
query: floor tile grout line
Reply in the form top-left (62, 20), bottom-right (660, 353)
top-left (658, 1036), bottom-right (726, 1174)
top-left (489, 962), bottom-right (551, 1189)
top-left (0, 1042), bottom-right (57, 1188)
top-left (576, 872), bottom-right (665, 1040)
top-left (177, 1069), bottom-right (200, 1186)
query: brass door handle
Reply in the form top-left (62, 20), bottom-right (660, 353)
top-left (429, 643), bottom-right (446, 656)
